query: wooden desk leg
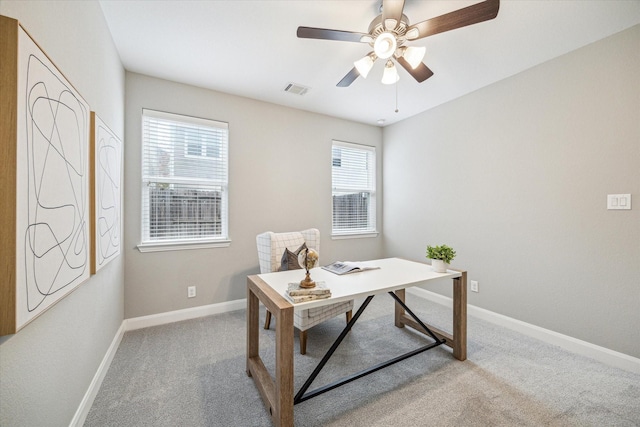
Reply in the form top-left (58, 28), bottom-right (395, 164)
top-left (452, 271), bottom-right (467, 361)
top-left (394, 289), bottom-right (406, 328)
top-left (246, 288), bottom-right (259, 376)
top-left (274, 303), bottom-right (294, 426)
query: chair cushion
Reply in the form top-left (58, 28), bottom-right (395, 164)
top-left (294, 300), bottom-right (354, 331)
top-left (280, 243), bottom-right (306, 271)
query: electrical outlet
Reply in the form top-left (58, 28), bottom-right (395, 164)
top-left (187, 286), bottom-right (196, 298)
top-left (470, 280), bottom-right (479, 293)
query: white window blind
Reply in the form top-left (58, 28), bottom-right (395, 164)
top-left (141, 109), bottom-right (229, 247)
top-left (332, 141), bottom-right (376, 235)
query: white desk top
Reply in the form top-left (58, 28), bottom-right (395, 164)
top-left (257, 257), bottom-right (462, 310)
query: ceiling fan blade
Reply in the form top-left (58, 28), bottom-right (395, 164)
top-left (382, 0), bottom-right (405, 31)
top-left (397, 57), bottom-right (434, 83)
top-left (407, 0), bottom-right (500, 40)
top-left (297, 26), bottom-right (369, 43)
top-left (337, 67), bottom-right (360, 87)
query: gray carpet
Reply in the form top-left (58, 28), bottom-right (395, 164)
top-left (85, 294), bottom-right (640, 426)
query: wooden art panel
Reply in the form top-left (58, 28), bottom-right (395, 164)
top-left (90, 112), bottom-right (122, 274)
top-left (1, 16), bottom-right (90, 335)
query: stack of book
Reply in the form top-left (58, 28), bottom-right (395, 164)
top-left (285, 281), bottom-right (331, 303)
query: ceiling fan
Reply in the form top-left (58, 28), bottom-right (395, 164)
top-left (297, 0), bottom-right (500, 87)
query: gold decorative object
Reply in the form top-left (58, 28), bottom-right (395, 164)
top-left (297, 248), bottom-right (319, 288)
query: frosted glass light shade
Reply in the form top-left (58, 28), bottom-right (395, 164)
top-left (374, 32), bottom-right (397, 59)
top-left (381, 60), bottom-right (399, 85)
top-left (403, 46), bottom-right (426, 69)
top-left (354, 55), bottom-right (374, 78)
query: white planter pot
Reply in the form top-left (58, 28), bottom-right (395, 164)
top-left (431, 259), bottom-right (448, 273)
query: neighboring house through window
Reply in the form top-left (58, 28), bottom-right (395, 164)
top-left (332, 140), bottom-right (377, 237)
top-left (139, 109), bottom-right (229, 251)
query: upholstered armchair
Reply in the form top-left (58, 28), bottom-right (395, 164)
top-left (256, 228), bottom-right (354, 355)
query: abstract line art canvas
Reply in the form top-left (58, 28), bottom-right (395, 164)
top-left (90, 112), bottom-right (122, 273)
top-left (0, 16), bottom-right (90, 335)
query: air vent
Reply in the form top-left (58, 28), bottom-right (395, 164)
top-left (284, 83), bottom-right (310, 96)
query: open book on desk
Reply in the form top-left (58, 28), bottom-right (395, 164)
top-left (322, 261), bottom-right (380, 275)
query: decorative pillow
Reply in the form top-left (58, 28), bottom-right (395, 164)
top-left (280, 243), bottom-right (307, 271)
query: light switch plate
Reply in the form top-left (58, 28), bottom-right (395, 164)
top-left (607, 194), bottom-right (631, 210)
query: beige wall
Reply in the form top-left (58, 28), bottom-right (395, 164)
top-left (0, 1), bottom-right (125, 426)
top-left (383, 25), bottom-right (640, 358)
top-left (124, 73), bottom-right (384, 318)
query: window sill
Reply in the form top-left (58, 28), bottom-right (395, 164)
top-left (137, 239), bottom-right (231, 253)
top-left (331, 231), bottom-right (379, 240)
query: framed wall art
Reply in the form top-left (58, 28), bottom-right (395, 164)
top-left (90, 112), bottom-right (122, 274)
top-left (1, 16), bottom-right (90, 335)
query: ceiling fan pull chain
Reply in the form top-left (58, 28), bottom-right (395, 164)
top-left (395, 81), bottom-right (399, 113)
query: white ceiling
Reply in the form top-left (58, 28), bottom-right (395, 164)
top-left (99, 0), bottom-right (640, 127)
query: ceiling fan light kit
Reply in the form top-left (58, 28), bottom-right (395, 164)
top-left (382, 60), bottom-right (400, 85)
top-left (354, 54), bottom-right (375, 78)
top-left (374, 32), bottom-right (397, 59)
top-left (354, 57), bottom-right (373, 78)
top-left (297, 0), bottom-right (500, 87)
top-left (402, 46), bottom-right (426, 69)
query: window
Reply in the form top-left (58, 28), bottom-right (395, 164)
top-left (139, 109), bottom-right (229, 251)
top-left (332, 141), bottom-right (377, 237)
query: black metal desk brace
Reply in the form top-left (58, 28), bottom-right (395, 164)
top-left (293, 292), bottom-right (447, 405)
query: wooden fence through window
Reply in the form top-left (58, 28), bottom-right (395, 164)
top-left (149, 187), bottom-right (222, 239)
top-left (333, 192), bottom-right (369, 230)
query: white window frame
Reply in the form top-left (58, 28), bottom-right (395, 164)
top-left (331, 140), bottom-right (378, 239)
top-left (138, 109), bottom-right (230, 252)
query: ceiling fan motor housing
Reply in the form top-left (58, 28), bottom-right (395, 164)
top-left (368, 14), bottom-right (409, 51)
top-left (368, 13), bottom-right (409, 36)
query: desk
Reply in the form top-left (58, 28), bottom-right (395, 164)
top-left (246, 257), bottom-right (467, 426)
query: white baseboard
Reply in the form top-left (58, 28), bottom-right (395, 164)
top-left (124, 298), bottom-right (247, 331)
top-left (407, 287), bottom-right (640, 375)
top-left (70, 322), bottom-right (126, 427)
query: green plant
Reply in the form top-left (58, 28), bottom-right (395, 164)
top-left (426, 244), bottom-right (456, 264)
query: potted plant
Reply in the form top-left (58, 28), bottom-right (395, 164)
top-left (426, 244), bottom-right (456, 273)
